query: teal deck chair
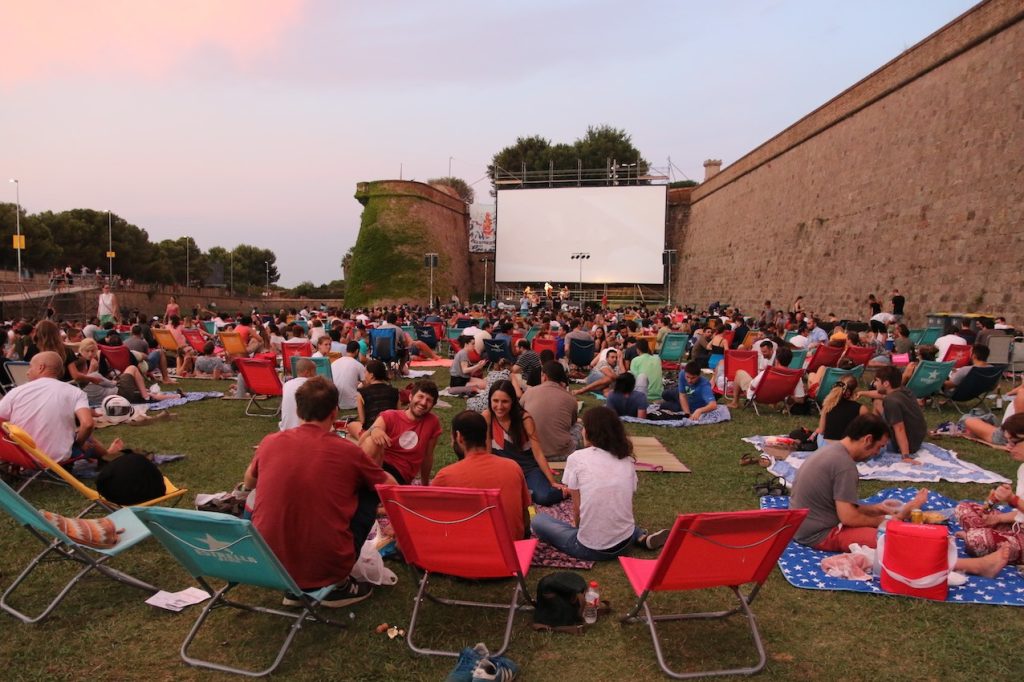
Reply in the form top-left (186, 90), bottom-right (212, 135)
top-left (202, 320), bottom-right (216, 335)
top-left (919, 328), bottom-right (942, 346)
top-left (401, 324), bottom-right (417, 340)
top-left (788, 348), bottom-right (808, 369)
top-left (904, 360), bottom-right (955, 402)
top-left (908, 328), bottom-right (926, 345)
top-left (660, 333), bottom-right (690, 371)
top-left (0, 478), bottom-right (156, 624)
top-left (131, 507), bottom-right (346, 677)
top-left (813, 365), bottom-right (864, 409)
top-left (289, 355), bottom-right (332, 380)
top-left (524, 326), bottom-right (542, 344)
top-left (783, 330), bottom-right (797, 343)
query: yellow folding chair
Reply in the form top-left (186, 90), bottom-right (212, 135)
top-left (152, 327), bottom-right (181, 355)
top-left (2, 423), bottom-right (187, 516)
top-left (218, 331), bottom-right (248, 358)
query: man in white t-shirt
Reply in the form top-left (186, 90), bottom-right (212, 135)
top-left (280, 358), bottom-right (315, 431)
top-left (331, 341), bottom-right (366, 410)
top-left (0, 352), bottom-right (118, 463)
top-left (935, 325), bottom-right (969, 362)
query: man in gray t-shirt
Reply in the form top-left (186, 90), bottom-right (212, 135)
top-left (863, 366), bottom-right (927, 462)
top-left (790, 414), bottom-right (927, 552)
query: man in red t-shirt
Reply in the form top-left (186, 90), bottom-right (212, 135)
top-left (244, 377), bottom-right (394, 607)
top-left (362, 380), bottom-right (441, 484)
top-left (432, 410), bottom-right (531, 540)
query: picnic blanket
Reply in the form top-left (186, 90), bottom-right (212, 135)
top-left (761, 488), bottom-right (1024, 605)
top-left (410, 358), bottom-right (452, 368)
top-left (405, 369), bottom-right (435, 378)
top-left (744, 436), bottom-right (1009, 486)
top-left (531, 498), bottom-right (595, 570)
top-left (621, 405), bottom-right (732, 428)
top-left (548, 436), bottom-right (691, 473)
top-left (136, 391), bottom-right (224, 412)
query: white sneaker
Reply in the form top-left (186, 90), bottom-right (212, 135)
top-left (149, 383), bottom-right (161, 393)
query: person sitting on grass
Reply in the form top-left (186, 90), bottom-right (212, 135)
top-left (606, 371), bottom-right (648, 419)
top-left (346, 359), bottom-right (399, 441)
top-left (810, 374), bottom-right (867, 443)
top-left (360, 380), bottom-right (441, 485)
top-left (659, 361), bottom-right (718, 420)
top-left (628, 339), bottom-right (663, 403)
top-left (482, 380), bottom-right (566, 506)
top-left (530, 406), bottom-right (669, 561)
top-left (573, 347), bottom-right (623, 396)
top-left (857, 365), bottom-right (927, 464)
top-left (449, 335), bottom-right (488, 391)
top-left (72, 339), bottom-right (180, 404)
top-left (244, 376), bottom-right (396, 608)
top-left (194, 341), bottom-right (234, 379)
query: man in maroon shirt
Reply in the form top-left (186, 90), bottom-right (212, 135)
top-left (362, 380), bottom-right (442, 484)
top-left (244, 376), bottom-right (394, 607)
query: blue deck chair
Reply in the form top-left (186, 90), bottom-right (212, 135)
top-left (369, 328), bottom-right (400, 376)
top-left (289, 355), bottom-right (332, 380)
top-left (567, 339), bottom-right (596, 372)
top-left (787, 348), bottom-right (808, 369)
top-left (707, 353), bottom-right (724, 371)
top-left (783, 330), bottom-right (797, 343)
top-left (945, 364), bottom-right (1006, 414)
top-left (813, 365), bottom-right (864, 409)
top-left (93, 329), bottom-right (109, 343)
top-left (0, 478), bottom-right (156, 624)
top-left (131, 507), bottom-right (346, 677)
top-left (659, 333), bottom-right (690, 371)
top-left (524, 326), bottom-right (542, 344)
top-left (904, 360), bottom-right (955, 402)
top-left (202, 320), bottom-right (217, 335)
top-left (401, 325), bottom-right (417, 341)
top-left (414, 325), bottom-right (439, 350)
top-left (484, 338), bottom-right (512, 364)
top-left (293, 318), bottom-right (309, 333)
top-left (908, 328), bottom-right (927, 345)
top-left (919, 327), bottom-right (943, 346)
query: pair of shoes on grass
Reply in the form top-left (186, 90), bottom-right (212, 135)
top-left (638, 528), bottom-right (669, 550)
top-left (282, 576), bottom-right (373, 608)
top-left (447, 643), bottom-right (520, 682)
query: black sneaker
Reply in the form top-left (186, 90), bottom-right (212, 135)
top-left (642, 529), bottom-right (670, 550)
top-left (282, 577), bottom-right (373, 608)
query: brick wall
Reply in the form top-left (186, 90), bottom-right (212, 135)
top-left (673, 0), bottom-right (1024, 325)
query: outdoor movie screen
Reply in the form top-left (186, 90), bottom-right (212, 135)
top-left (494, 185), bottom-right (667, 284)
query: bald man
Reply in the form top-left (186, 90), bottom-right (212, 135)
top-left (0, 351), bottom-right (120, 462)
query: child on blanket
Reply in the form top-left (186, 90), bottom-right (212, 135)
top-left (955, 431), bottom-right (1024, 566)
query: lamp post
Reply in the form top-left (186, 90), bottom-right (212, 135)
top-left (264, 261), bottom-right (270, 294)
top-left (107, 210), bottom-right (113, 281)
top-left (570, 252), bottom-right (590, 299)
top-left (229, 250), bottom-right (233, 295)
top-left (479, 256), bottom-right (494, 306)
top-left (663, 249), bottom-right (677, 306)
top-left (9, 179), bottom-right (21, 280)
top-left (424, 252), bottom-right (438, 307)
top-left (183, 236), bottom-right (190, 289)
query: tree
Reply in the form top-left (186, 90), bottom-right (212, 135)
top-left (231, 244), bottom-right (279, 291)
top-left (426, 177), bottom-right (474, 204)
top-left (341, 246), bottom-right (355, 282)
top-left (157, 237), bottom-right (207, 286)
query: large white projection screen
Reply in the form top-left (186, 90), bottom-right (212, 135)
top-left (495, 186), bottom-right (667, 284)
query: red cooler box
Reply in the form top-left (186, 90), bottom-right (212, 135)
top-left (878, 519), bottom-right (953, 601)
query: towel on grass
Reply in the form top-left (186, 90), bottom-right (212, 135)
top-left (744, 436), bottom-right (1009, 486)
top-left (136, 391), bottom-right (224, 412)
top-left (622, 405), bottom-right (732, 428)
top-left (761, 488), bottom-right (1024, 606)
top-left (530, 498), bottom-right (595, 570)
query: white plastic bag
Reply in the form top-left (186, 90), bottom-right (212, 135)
top-left (350, 523), bottom-right (398, 586)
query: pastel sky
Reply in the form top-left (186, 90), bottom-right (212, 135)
top-left (0, 0), bottom-right (977, 286)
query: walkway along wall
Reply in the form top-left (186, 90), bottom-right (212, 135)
top-left (671, 0), bottom-right (1024, 325)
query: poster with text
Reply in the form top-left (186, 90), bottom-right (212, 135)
top-left (469, 204), bottom-right (495, 253)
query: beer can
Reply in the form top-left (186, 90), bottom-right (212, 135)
top-left (910, 509), bottom-right (924, 523)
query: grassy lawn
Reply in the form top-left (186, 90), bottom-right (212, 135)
top-left (1, 370), bottom-right (1021, 681)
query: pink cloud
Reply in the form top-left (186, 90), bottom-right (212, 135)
top-left (0, 0), bottom-right (306, 86)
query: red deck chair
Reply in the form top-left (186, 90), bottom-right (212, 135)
top-left (0, 419), bottom-right (46, 493)
top-left (619, 508), bottom-right (808, 679)
top-left (941, 343), bottom-right (973, 369)
top-left (376, 484), bottom-right (536, 658)
top-left (181, 328), bottom-right (208, 354)
top-left (98, 344), bottom-right (133, 374)
top-left (720, 329), bottom-right (735, 347)
top-left (746, 366), bottom-right (804, 415)
top-left (842, 345), bottom-right (874, 366)
top-left (805, 344), bottom-right (844, 373)
top-left (234, 358), bottom-right (284, 418)
top-left (531, 337), bottom-right (557, 356)
top-left (716, 350), bottom-right (758, 396)
top-left (280, 341), bottom-right (313, 374)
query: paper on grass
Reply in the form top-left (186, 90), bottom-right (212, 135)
top-left (145, 587), bottom-right (211, 612)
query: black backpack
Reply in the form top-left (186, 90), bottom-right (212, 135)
top-left (532, 571), bottom-right (587, 632)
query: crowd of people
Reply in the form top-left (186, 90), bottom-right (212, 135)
top-left (0, 287), bottom-right (1021, 612)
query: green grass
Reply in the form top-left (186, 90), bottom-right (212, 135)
top-left (1, 372), bottom-right (1021, 680)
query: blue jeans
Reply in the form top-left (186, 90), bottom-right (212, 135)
top-left (524, 467), bottom-right (564, 506)
top-left (531, 512), bottom-right (643, 561)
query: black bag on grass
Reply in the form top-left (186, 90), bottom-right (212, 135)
top-left (533, 571), bottom-right (587, 632)
top-left (96, 451), bottom-right (166, 505)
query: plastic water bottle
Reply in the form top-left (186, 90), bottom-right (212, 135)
top-left (583, 581), bottom-right (600, 625)
top-left (873, 515), bottom-right (892, 577)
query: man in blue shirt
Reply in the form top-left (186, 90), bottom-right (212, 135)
top-left (806, 317), bottom-right (829, 349)
top-left (659, 361), bottom-right (718, 419)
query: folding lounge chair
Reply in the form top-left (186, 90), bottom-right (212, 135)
top-left (805, 344), bottom-right (844, 374)
top-left (945, 364), bottom-right (1006, 414)
top-left (745, 366), bottom-right (804, 415)
top-left (281, 341), bottom-right (313, 375)
top-left (446, 328), bottom-right (464, 357)
top-left (99, 344), bottom-right (133, 374)
top-left (842, 345), bottom-right (875, 366)
top-left (369, 328), bottom-right (400, 375)
top-left (524, 326), bottom-right (541, 344)
top-left (0, 477), bottom-right (157, 624)
top-left (2, 423), bottom-right (187, 515)
top-left (152, 327), bottom-right (181, 356)
top-left (567, 339), bottom-right (595, 372)
top-left (182, 328), bottom-right (208, 354)
top-left (619, 508), bottom-right (808, 679)
top-left (919, 327), bottom-right (942, 346)
top-left (401, 324), bottom-right (418, 340)
top-left (716, 350), bottom-right (758, 396)
top-left (415, 325), bottom-right (439, 350)
top-left (904, 360), bottom-right (955, 403)
top-left (787, 348), bottom-right (808, 369)
top-left (532, 337), bottom-right (557, 356)
top-left (289, 355), bottom-right (331, 380)
top-left (132, 506), bottom-right (347, 677)
top-left (234, 359), bottom-right (284, 417)
top-left (4, 360), bottom-right (31, 390)
top-left (659, 333), bottom-right (690, 372)
top-left (376, 484), bottom-right (537, 658)
top-left (202, 321), bottom-right (217, 335)
top-left (813, 365), bottom-right (864, 409)
top-left (218, 331), bottom-right (248, 358)
top-left (484, 338), bottom-right (512, 364)
top-left (0, 420), bottom-right (47, 493)
top-left (940, 344), bottom-right (974, 370)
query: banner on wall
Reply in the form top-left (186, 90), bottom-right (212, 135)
top-left (469, 204), bottom-right (495, 253)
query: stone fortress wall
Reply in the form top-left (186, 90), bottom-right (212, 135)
top-left (670, 0), bottom-right (1024, 326)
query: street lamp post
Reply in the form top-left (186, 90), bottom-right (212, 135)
top-left (229, 250), bottom-right (233, 295)
top-left (663, 249), bottom-right (677, 306)
top-left (183, 236), bottom-right (190, 289)
top-left (570, 252), bottom-right (590, 299)
top-left (264, 261), bottom-right (270, 294)
top-left (479, 256), bottom-right (494, 306)
top-left (424, 253), bottom-right (438, 306)
top-left (107, 210), bottom-right (113, 282)
top-left (9, 179), bottom-right (21, 280)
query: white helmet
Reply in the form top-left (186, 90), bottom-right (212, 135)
top-left (101, 394), bottom-right (134, 424)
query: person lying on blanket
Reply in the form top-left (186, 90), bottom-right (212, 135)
top-left (957, 413), bottom-right (1024, 450)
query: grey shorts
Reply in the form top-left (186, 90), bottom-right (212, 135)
top-left (992, 429), bottom-right (1008, 446)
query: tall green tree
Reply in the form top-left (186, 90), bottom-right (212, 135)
top-left (426, 177), bottom-right (475, 204)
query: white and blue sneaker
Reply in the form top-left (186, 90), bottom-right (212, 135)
top-left (446, 643), bottom-right (490, 682)
top-left (472, 655), bottom-right (520, 681)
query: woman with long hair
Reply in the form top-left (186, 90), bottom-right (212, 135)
top-left (530, 407), bottom-right (668, 560)
top-left (811, 375), bottom-right (866, 442)
top-left (482, 380), bottom-right (566, 506)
